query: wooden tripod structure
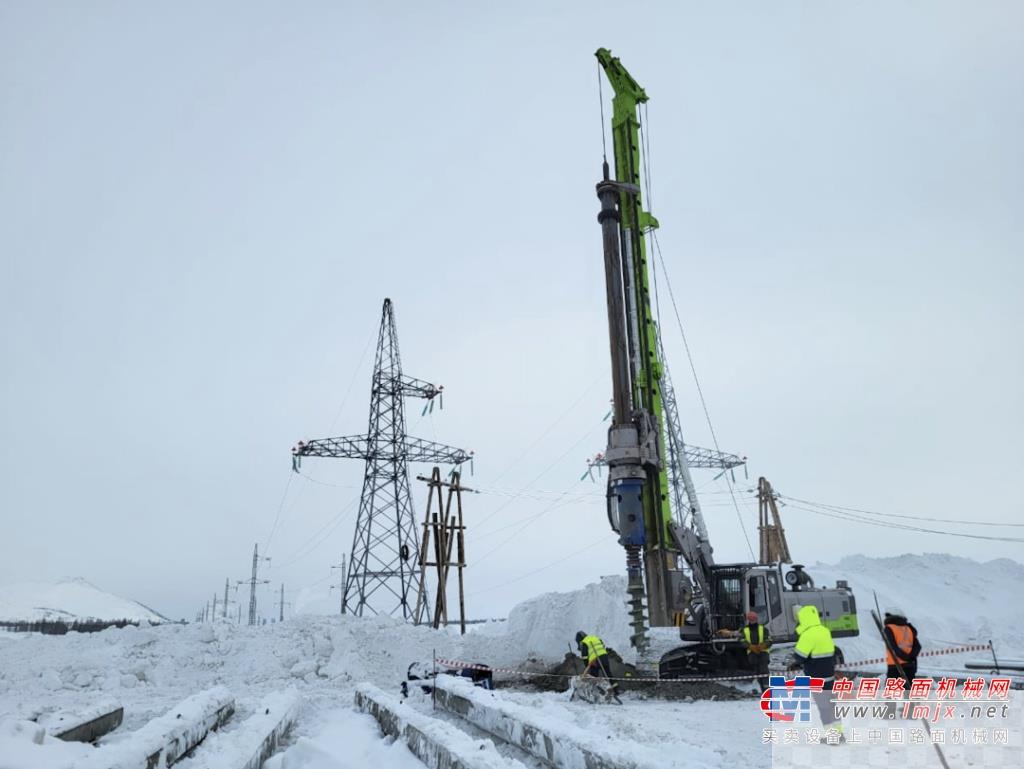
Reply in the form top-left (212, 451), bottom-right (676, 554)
top-left (412, 467), bottom-right (469, 633)
top-left (758, 476), bottom-right (792, 564)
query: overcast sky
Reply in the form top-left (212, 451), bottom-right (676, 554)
top-left (2, 2), bottom-right (1021, 622)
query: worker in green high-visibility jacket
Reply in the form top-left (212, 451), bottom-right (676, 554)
top-left (788, 604), bottom-right (842, 740)
top-left (575, 630), bottom-right (618, 694)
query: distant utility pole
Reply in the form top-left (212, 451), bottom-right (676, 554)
top-left (757, 477), bottom-right (792, 565)
top-left (330, 555), bottom-right (347, 615)
top-left (222, 578), bottom-right (230, 619)
top-left (274, 583), bottom-right (292, 622)
top-left (240, 543), bottom-right (271, 626)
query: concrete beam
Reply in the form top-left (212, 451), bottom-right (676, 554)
top-left (187, 690), bottom-right (300, 769)
top-left (355, 683), bottom-right (527, 769)
top-left (42, 701), bottom-right (124, 743)
top-left (72, 687), bottom-right (234, 769)
top-left (432, 677), bottom-right (663, 769)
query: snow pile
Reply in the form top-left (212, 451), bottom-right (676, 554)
top-left (811, 553), bottom-right (1024, 664)
top-left (0, 717), bottom-right (92, 769)
top-left (0, 578), bottom-right (167, 624)
top-left (0, 612), bottom-right (521, 733)
top-left (503, 574), bottom-right (631, 660)
top-left (502, 553), bottom-right (1024, 667)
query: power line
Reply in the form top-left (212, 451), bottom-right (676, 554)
top-left (474, 479), bottom-right (587, 562)
top-left (293, 470), bottom-right (359, 490)
top-left (264, 321), bottom-right (374, 556)
top-left (784, 503), bottom-right (1024, 543)
top-left (263, 471), bottom-right (295, 550)
top-left (473, 417), bottom-right (607, 530)
top-left (474, 495), bottom-right (584, 542)
top-left (650, 230), bottom-right (756, 560)
top-left (272, 496), bottom-right (360, 569)
top-left (486, 376), bottom-right (603, 487)
top-left (325, 328), bottom-right (376, 435)
top-left (468, 536), bottom-right (608, 597)
top-left (779, 494), bottom-right (1023, 528)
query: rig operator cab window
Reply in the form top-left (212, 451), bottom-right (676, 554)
top-left (710, 569), bottom-right (745, 631)
top-left (746, 573), bottom-right (769, 621)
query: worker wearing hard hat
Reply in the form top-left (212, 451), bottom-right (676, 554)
top-left (575, 630), bottom-right (619, 695)
top-left (742, 610), bottom-right (772, 692)
top-left (788, 604), bottom-right (842, 740)
top-left (883, 607), bottom-right (921, 686)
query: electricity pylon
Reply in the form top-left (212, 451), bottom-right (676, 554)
top-left (238, 543), bottom-right (270, 626)
top-left (275, 583), bottom-right (291, 622)
top-left (292, 298), bottom-right (471, 619)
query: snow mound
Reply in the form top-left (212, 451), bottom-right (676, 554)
top-left (498, 553), bottom-right (1024, 667)
top-left (0, 577), bottom-right (168, 624)
top-left (811, 552), bottom-right (1024, 663)
top-left (505, 574), bottom-right (631, 660)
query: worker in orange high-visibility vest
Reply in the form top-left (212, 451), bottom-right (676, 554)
top-left (884, 607), bottom-right (921, 687)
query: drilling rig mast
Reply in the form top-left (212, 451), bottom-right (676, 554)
top-left (594, 48), bottom-right (672, 650)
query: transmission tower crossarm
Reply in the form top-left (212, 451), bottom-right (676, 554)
top-left (403, 436), bottom-right (472, 465)
top-left (293, 434), bottom-right (469, 465)
top-left (293, 434), bottom-right (371, 459)
top-left (683, 445), bottom-right (745, 470)
top-left (397, 374), bottom-right (443, 401)
top-left (590, 442), bottom-right (741, 472)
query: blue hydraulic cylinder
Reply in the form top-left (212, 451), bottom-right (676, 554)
top-left (609, 477), bottom-right (646, 546)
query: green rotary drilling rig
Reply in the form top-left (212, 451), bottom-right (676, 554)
top-left (594, 48), bottom-right (858, 676)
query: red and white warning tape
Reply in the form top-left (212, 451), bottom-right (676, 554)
top-left (434, 657), bottom-right (760, 683)
top-left (836, 642), bottom-right (993, 669)
top-left (435, 642), bottom-right (996, 685)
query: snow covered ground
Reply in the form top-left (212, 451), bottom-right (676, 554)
top-left (0, 553), bottom-right (1021, 768)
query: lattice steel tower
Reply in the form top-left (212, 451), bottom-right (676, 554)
top-left (292, 298), bottom-right (470, 619)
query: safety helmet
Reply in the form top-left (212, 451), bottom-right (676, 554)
top-left (884, 606), bottom-right (906, 618)
top-left (746, 610), bottom-right (759, 622)
top-left (575, 631), bottom-right (586, 643)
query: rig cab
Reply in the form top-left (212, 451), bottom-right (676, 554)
top-left (662, 562), bottom-right (858, 677)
